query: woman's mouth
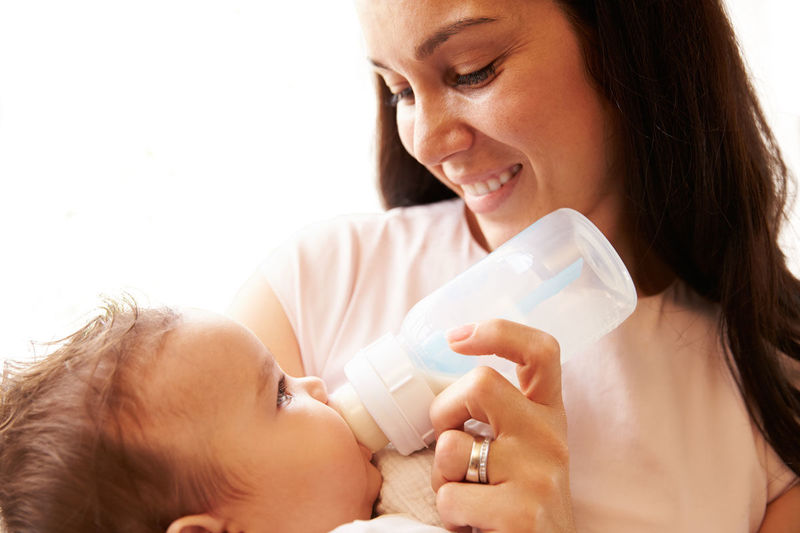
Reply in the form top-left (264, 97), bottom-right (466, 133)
top-left (461, 164), bottom-right (522, 197)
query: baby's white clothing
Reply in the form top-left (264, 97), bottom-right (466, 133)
top-left (261, 198), bottom-right (797, 532)
top-left (330, 514), bottom-right (446, 533)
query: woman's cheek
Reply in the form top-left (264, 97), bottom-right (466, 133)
top-left (396, 108), bottom-right (415, 158)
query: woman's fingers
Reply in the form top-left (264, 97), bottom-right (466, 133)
top-left (435, 483), bottom-right (505, 532)
top-left (430, 364), bottom-right (566, 485)
top-left (431, 376), bottom-right (566, 482)
top-left (433, 430), bottom-right (572, 531)
top-left (430, 319), bottom-right (575, 532)
top-left (431, 429), bottom-right (481, 491)
top-left (446, 318), bottom-right (563, 405)
top-left (430, 365), bottom-right (528, 439)
top-left (436, 479), bottom-right (575, 533)
top-left (432, 425), bottom-right (574, 532)
top-left (430, 318), bottom-right (564, 441)
top-left (430, 370), bottom-right (572, 531)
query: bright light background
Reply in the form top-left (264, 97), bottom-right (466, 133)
top-left (1, 1), bottom-right (798, 364)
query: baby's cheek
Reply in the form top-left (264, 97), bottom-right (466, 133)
top-left (366, 458), bottom-right (383, 506)
top-left (337, 423), bottom-right (376, 495)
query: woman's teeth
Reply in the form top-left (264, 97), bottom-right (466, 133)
top-left (462, 164), bottom-right (521, 197)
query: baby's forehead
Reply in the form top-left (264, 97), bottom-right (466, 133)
top-left (147, 311), bottom-right (272, 406)
top-left (168, 309), bottom-right (258, 355)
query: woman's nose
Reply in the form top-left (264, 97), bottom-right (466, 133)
top-left (297, 375), bottom-right (328, 403)
top-left (411, 96), bottom-right (473, 166)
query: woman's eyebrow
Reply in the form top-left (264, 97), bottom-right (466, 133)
top-left (415, 17), bottom-right (498, 59)
top-left (367, 16), bottom-right (499, 70)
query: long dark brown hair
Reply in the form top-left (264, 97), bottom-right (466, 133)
top-left (373, 0), bottom-right (800, 476)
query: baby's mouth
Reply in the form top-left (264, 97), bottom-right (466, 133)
top-left (358, 443), bottom-right (374, 462)
top-left (462, 164), bottom-right (522, 197)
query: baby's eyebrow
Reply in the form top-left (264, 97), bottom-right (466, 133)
top-left (256, 355), bottom-right (275, 399)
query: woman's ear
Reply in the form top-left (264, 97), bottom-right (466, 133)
top-left (166, 514), bottom-right (227, 533)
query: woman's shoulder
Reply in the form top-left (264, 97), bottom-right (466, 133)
top-left (274, 198), bottom-right (476, 264)
top-left (309, 198), bottom-right (468, 244)
top-left (259, 199), bottom-right (481, 385)
top-left (628, 278), bottom-right (721, 343)
top-left (259, 198), bottom-right (480, 313)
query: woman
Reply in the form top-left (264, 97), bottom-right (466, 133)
top-left (230, 0), bottom-right (799, 530)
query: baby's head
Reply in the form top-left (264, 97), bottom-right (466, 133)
top-left (0, 299), bottom-right (381, 533)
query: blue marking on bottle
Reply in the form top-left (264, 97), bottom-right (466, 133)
top-left (518, 258), bottom-right (583, 315)
top-left (418, 333), bottom-right (475, 375)
top-left (416, 258), bottom-right (584, 376)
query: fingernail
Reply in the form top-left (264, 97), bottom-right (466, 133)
top-left (446, 323), bottom-right (476, 343)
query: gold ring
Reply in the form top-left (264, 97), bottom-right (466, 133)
top-left (465, 436), bottom-right (491, 484)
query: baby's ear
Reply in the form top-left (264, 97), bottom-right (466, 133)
top-left (166, 514), bottom-right (227, 533)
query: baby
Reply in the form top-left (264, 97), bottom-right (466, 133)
top-left (1, 299), bottom-right (424, 533)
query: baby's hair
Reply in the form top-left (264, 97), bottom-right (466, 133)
top-left (0, 297), bottom-right (243, 533)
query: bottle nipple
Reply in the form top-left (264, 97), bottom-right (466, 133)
top-left (329, 382), bottom-right (389, 452)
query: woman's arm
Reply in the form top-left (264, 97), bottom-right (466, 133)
top-left (227, 271), bottom-right (305, 377)
top-left (758, 484), bottom-right (800, 532)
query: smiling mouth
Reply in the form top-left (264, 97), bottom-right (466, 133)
top-left (461, 164), bottom-right (522, 197)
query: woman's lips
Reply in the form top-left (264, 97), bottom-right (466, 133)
top-left (461, 164), bottom-right (522, 197)
top-left (458, 163), bottom-right (523, 214)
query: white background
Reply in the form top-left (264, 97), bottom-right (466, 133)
top-left (1, 1), bottom-right (798, 363)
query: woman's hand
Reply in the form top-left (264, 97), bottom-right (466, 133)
top-left (430, 319), bottom-right (576, 533)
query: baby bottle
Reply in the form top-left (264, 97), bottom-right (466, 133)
top-left (329, 208), bottom-right (637, 455)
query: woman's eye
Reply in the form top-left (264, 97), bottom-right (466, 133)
top-left (387, 86), bottom-right (414, 107)
top-left (384, 61), bottom-right (496, 107)
top-left (454, 62), bottom-right (497, 87)
top-left (277, 375), bottom-right (293, 407)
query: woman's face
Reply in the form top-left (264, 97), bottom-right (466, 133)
top-left (357, 0), bottom-right (627, 250)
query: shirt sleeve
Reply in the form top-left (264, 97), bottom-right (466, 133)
top-left (258, 217), bottom-right (363, 378)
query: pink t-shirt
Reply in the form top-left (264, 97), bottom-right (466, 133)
top-left (261, 198), bottom-right (796, 532)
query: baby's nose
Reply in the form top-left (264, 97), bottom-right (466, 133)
top-left (299, 375), bottom-right (328, 403)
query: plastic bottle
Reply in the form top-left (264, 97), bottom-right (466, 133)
top-left (329, 208), bottom-right (637, 455)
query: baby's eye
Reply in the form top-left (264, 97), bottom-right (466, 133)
top-left (277, 375), bottom-right (293, 407)
top-left (453, 61), bottom-right (497, 87)
top-left (387, 86), bottom-right (414, 107)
